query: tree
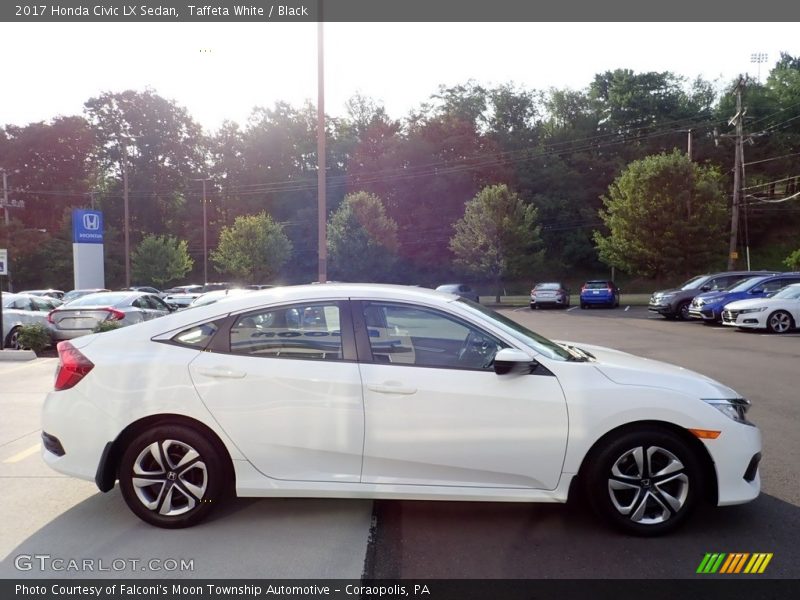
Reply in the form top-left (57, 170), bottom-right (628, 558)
top-left (594, 150), bottom-right (727, 279)
top-left (131, 234), bottom-right (194, 287)
top-left (785, 248), bottom-right (800, 270)
top-left (450, 184), bottom-right (544, 302)
top-left (327, 191), bottom-right (399, 282)
top-left (211, 212), bottom-right (291, 282)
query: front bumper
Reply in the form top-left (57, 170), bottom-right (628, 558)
top-left (688, 305), bottom-right (718, 321)
top-left (721, 309), bottom-right (766, 329)
top-left (707, 421), bottom-right (762, 506)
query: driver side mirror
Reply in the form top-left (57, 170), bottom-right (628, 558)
top-left (494, 348), bottom-right (538, 375)
top-left (700, 285), bottom-right (711, 292)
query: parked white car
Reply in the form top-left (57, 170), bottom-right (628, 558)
top-left (2, 292), bottom-right (59, 348)
top-left (42, 284), bottom-right (761, 534)
top-left (721, 283), bottom-right (800, 333)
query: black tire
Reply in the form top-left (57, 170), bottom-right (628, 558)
top-left (676, 301), bottom-right (691, 321)
top-left (5, 327), bottom-right (21, 350)
top-left (530, 303), bottom-right (536, 310)
top-left (585, 427), bottom-right (702, 536)
top-left (580, 303), bottom-right (587, 310)
top-left (767, 310), bottom-right (794, 334)
top-left (118, 425), bottom-right (230, 528)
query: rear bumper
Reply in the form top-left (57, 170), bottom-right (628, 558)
top-left (582, 295), bottom-right (615, 305)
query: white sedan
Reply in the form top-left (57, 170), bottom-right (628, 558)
top-left (721, 283), bottom-right (800, 333)
top-left (41, 284), bottom-right (761, 535)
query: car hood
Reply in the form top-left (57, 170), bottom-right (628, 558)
top-left (724, 297), bottom-right (769, 310)
top-left (563, 342), bottom-right (738, 399)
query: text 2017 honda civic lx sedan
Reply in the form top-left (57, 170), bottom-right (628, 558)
top-left (41, 284), bottom-right (761, 535)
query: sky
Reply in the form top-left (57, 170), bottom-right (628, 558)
top-left (2, 22), bottom-right (799, 132)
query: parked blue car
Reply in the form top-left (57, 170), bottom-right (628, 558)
top-left (688, 272), bottom-right (800, 323)
top-left (579, 280), bottom-right (620, 309)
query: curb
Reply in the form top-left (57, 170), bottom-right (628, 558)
top-left (0, 349), bottom-right (37, 361)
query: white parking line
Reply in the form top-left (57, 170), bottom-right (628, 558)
top-left (4, 444), bottom-right (41, 464)
top-left (624, 306), bottom-right (630, 311)
top-left (566, 306), bottom-right (578, 312)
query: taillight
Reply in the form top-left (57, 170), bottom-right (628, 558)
top-left (105, 308), bottom-right (125, 321)
top-left (54, 342), bottom-right (94, 391)
top-left (607, 286), bottom-right (614, 293)
top-left (581, 285), bottom-right (587, 292)
top-left (47, 310), bottom-right (57, 324)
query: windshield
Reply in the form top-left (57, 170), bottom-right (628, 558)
top-left (455, 298), bottom-right (572, 361)
top-left (726, 276), bottom-right (769, 293)
top-left (773, 285), bottom-right (800, 300)
top-left (680, 275), bottom-right (709, 290)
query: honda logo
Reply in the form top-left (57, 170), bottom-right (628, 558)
top-left (83, 213), bottom-right (100, 231)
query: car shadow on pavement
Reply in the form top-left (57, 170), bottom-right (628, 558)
top-left (0, 487), bottom-right (372, 579)
top-left (364, 493), bottom-right (800, 579)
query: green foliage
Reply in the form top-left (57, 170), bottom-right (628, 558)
top-left (131, 234), bottom-right (193, 287)
top-left (327, 191), bottom-right (399, 282)
top-left (785, 248), bottom-right (800, 270)
top-left (211, 212), bottom-right (292, 282)
top-left (450, 184), bottom-right (544, 300)
top-left (594, 150), bottom-right (728, 278)
top-left (93, 321), bottom-right (123, 333)
top-left (16, 323), bottom-right (52, 353)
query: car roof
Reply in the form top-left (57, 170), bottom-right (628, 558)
top-left (80, 284), bottom-right (462, 343)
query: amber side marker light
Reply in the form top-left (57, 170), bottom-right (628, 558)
top-left (688, 428), bottom-right (722, 439)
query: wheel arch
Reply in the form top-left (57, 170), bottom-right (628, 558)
top-left (95, 413), bottom-right (236, 494)
top-left (570, 420), bottom-right (718, 505)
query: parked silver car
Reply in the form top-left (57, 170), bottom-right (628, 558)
top-left (435, 283), bottom-right (479, 303)
top-left (2, 293), bottom-right (59, 348)
top-left (48, 291), bottom-right (172, 341)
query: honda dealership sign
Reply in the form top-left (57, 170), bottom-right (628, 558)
top-left (72, 209), bottom-right (105, 289)
top-left (72, 210), bottom-right (104, 244)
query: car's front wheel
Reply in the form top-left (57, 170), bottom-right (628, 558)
top-left (586, 427), bottom-right (701, 536)
top-left (4, 327), bottom-right (21, 350)
top-left (767, 310), bottom-right (794, 334)
top-left (119, 425), bottom-right (229, 528)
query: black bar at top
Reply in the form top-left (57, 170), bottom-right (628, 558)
top-left (1, 0), bottom-right (797, 22)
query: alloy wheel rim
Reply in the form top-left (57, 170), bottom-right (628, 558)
top-left (607, 446), bottom-right (689, 525)
top-left (770, 313), bottom-right (790, 333)
top-left (131, 439), bottom-right (208, 516)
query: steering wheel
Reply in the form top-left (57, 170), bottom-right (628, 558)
top-left (457, 331), bottom-right (495, 368)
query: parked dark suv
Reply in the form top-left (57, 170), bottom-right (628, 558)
top-left (648, 271), bottom-right (775, 321)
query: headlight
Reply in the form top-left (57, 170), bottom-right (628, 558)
top-left (703, 398), bottom-right (753, 425)
top-left (738, 307), bottom-right (767, 314)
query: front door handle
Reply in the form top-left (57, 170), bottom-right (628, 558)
top-left (195, 366), bottom-right (247, 379)
top-left (367, 381), bottom-right (417, 395)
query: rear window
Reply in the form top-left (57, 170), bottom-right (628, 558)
top-left (535, 283), bottom-right (561, 290)
top-left (65, 292), bottom-right (125, 306)
top-left (584, 282), bottom-right (610, 290)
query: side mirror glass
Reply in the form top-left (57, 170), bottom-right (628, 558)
top-left (750, 288), bottom-right (763, 294)
top-left (494, 348), bottom-right (537, 375)
top-left (700, 285), bottom-right (711, 292)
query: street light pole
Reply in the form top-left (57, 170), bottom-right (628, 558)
top-left (317, 19), bottom-right (327, 284)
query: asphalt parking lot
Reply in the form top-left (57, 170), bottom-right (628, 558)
top-left (0, 306), bottom-right (798, 579)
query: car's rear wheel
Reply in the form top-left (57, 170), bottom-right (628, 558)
top-left (586, 428), bottom-right (701, 536)
top-left (119, 425), bottom-right (228, 528)
top-left (767, 310), bottom-right (794, 334)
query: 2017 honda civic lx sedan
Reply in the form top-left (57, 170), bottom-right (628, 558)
top-left (41, 284), bottom-right (761, 535)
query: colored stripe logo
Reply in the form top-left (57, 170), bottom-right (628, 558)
top-left (697, 553), bottom-right (773, 574)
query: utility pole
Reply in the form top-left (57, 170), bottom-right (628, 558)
top-left (727, 77), bottom-right (746, 271)
top-left (192, 178), bottom-right (211, 285)
top-left (120, 139), bottom-right (131, 288)
top-left (2, 170), bottom-right (9, 227)
top-left (687, 129), bottom-right (693, 161)
top-left (317, 19), bottom-right (327, 284)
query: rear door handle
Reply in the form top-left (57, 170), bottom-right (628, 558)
top-left (195, 366), bottom-right (247, 379)
top-left (367, 382), bottom-right (417, 395)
